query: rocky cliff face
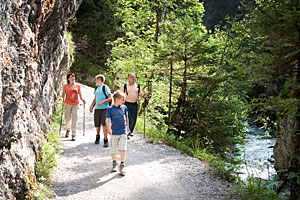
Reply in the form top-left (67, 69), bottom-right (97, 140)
top-left (0, 0), bottom-right (81, 199)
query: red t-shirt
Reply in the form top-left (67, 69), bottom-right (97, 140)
top-left (64, 84), bottom-right (80, 105)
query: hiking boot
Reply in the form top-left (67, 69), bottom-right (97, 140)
top-left (103, 138), bottom-right (109, 148)
top-left (95, 135), bottom-right (100, 144)
top-left (112, 160), bottom-right (117, 172)
top-left (65, 129), bottom-right (70, 138)
top-left (119, 163), bottom-right (126, 175)
top-left (71, 136), bottom-right (76, 141)
top-left (129, 132), bottom-right (134, 137)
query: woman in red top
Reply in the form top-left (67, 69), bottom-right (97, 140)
top-left (62, 73), bottom-right (86, 141)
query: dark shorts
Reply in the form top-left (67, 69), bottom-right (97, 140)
top-left (94, 109), bottom-right (107, 127)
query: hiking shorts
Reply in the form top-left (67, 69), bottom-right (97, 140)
top-left (94, 109), bottom-right (107, 127)
top-left (110, 134), bottom-right (127, 154)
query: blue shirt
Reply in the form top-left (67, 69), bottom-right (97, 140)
top-left (94, 85), bottom-right (111, 109)
top-left (106, 105), bottom-right (128, 135)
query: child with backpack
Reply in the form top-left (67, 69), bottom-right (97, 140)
top-left (89, 74), bottom-right (112, 147)
top-left (105, 91), bottom-right (129, 175)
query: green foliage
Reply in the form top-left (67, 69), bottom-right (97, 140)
top-left (238, 0), bottom-right (300, 105)
top-left (28, 99), bottom-right (63, 199)
top-left (69, 1), bottom-right (300, 198)
top-left (69, 0), bottom-right (121, 84)
top-left (227, 1), bottom-right (300, 198)
top-left (202, 0), bottom-right (242, 31)
top-left (27, 181), bottom-right (53, 200)
top-left (66, 31), bottom-right (76, 59)
top-left (284, 172), bottom-right (300, 185)
top-left (36, 134), bottom-right (61, 182)
top-left (108, 0), bottom-right (248, 156)
top-left (232, 177), bottom-right (284, 200)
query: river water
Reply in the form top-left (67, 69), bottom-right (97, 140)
top-left (237, 126), bottom-right (277, 180)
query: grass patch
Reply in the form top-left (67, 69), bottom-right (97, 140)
top-left (27, 99), bottom-right (63, 199)
top-left (232, 177), bottom-right (285, 200)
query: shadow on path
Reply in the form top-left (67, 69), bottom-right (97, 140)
top-left (53, 170), bottom-right (124, 197)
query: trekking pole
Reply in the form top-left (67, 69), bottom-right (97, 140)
top-left (144, 97), bottom-right (147, 138)
top-left (59, 98), bottom-right (64, 137)
top-left (83, 103), bottom-right (85, 136)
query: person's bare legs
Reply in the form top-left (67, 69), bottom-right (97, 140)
top-left (111, 153), bottom-right (116, 161)
top-left (102, 125), bottom-right (107, 137)
top-left (120, 150), bottom-right (126, 162)
top-left (119, 150), bottom-right (126, 175)
top-left (111, 153), bottom-right (117, 172)
top-left (96, 127), bottom-right (100, 135)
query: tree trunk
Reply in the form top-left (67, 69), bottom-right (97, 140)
top-left (168, 60), bottom-right (173, 125)
top-left (290, 24), bottom-right (300, 200)
top-left (175, 52), bottom-right (188, 138)
top-left (146, 72), bottom-right (154, 107)
top-left (154, 0), bottom-right (160, 43)
top-left (182, 53), bottom-right (187, 118)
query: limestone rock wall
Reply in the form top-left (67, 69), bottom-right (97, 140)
top-left (0, 0), bottom-right (81, 199)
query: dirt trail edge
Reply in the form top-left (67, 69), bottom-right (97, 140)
top-left (50, 83), bottom-right (235, 200)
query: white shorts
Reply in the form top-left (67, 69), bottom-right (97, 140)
top-left (110, 134), bottom-right (127, 154)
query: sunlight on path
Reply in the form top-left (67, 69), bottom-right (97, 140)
top-left (50, 83), bottom-right (235, 200)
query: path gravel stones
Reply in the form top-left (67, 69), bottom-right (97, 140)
top-left (50, 83), bottom-right (235, 200)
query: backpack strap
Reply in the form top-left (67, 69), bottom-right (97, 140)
top-left (93, 85), bottom-right (110, 107)
top-left (123, 83), bottom-right (128, 95)
top-left (123, 83), bottom-right (140, 97)
top-left (103, 85), bottom-right (112, 106)
top-left (95, 85), bottom-right (108, 98)
top-left (102, 84), bottom-right (108, 98)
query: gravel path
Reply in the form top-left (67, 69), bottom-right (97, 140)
top-left (50, 83), bottom-right (235, 200)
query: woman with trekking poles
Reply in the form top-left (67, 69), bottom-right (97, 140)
top-left (62, 73), bottom-right (86, 141)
